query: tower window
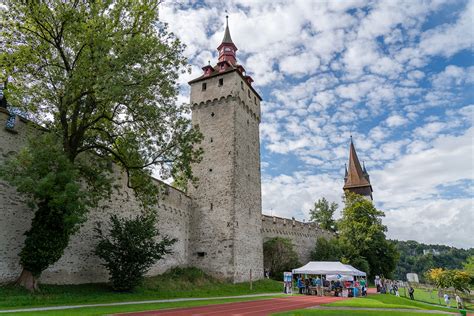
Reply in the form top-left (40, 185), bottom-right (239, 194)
top-left (248, 90), bottom-right (250, 98)
top-left (254, 96), bottom-right (257, 104)
top-left (211, 112), bottom-right (215, 117)
top-left (210, 137), bottom-right (213, 143)
top-left (219, 78), bottom-right (223, 86)
top-left (241, 81), bottom-right (244, 90)
top-left (202, 82), bottom-right (207, 91)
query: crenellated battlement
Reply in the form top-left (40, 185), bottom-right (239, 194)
top-left (261, 214), bottom-right (334, 264)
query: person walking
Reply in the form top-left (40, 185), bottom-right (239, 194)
top-left (444, 293), bottom-right (450, 307)
top-left (455, 294), bottom-right (463, 309)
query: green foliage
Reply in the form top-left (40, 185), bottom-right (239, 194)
top-left (309, 197), bottom-right (337, 232)
top-left (321, 192), bottom-right (399, 279)
top-left (94, 213), bottom-right (177, 291)
top-left (426, 268), bottom-right (470, 293)
top-left (311, 237), bottom-right (343, 261)
top-left (263, 237), bottom-right (299, 280)
top-left (463, 256), bottom-right (474, 284)
top-left (0, 268), bottom-right (282, 309)
top-left (0, 135), bottom-right (108, 276)
top-left (393, 240), bottom-right (474, 281)
top-left (0, 0), bottom-right (202, 284)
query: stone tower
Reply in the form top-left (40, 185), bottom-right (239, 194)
top-left (343, 137), bottom-right (373, 200)
top-left (187, 17), bottom-right (264, 282)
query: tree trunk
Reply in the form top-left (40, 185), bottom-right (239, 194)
top-left (16, 268), bottom-right (39, 292)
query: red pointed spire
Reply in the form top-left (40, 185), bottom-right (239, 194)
top-left (217, 15), bottom-right (237, 65)
top-left (343, 137), bottom-right (373, 199)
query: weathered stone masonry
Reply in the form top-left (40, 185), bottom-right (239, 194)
top-left (0, 19), bottom-right (333, 284)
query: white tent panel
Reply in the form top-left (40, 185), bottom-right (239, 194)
top-left (292, 261), bottom-right (356, 275)
top-left (343, 264), bottom-right (367, 277)
top-left (326, 274), bottom-right (354, 281)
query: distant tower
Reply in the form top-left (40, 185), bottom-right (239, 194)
top-left (187, 16), bottom-right (264, 282)
top-left (343, 138), bottom-right (373, 200)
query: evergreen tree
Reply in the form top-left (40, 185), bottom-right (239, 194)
top-left (0, 0), bottom-right (202, 290)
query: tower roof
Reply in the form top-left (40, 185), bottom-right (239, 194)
top-left (221, 16), bottom-right (234, 45)
top-left (343, 138), bottom-right (372, 190)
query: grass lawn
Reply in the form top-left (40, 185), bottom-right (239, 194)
top-left (274, 310), bottom-right (452, 316)
top-left (0, 296), bottom-right (280, 316)
top-left (324, 292), bottom-right (457, 313)
top-left (0, 268), bottom-right (282, 309)
top-left (398, 287), bottom-right (474, 310)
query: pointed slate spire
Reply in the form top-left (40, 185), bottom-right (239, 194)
top-left (343, 138), bottom-right (373, 200)
top-left (221, 15), bottom-right (234, 44)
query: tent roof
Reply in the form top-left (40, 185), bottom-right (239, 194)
top-left (292, 261), bottom-right (366, 276)
top-left (343, 264), bottom-right (367, 277)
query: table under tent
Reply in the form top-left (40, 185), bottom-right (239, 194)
top-left (291, 261), bottom-right (367, 297)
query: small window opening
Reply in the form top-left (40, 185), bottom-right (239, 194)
top-left (210, 137), bottom-right (213, 143)
top-left (210, 203), bottom-right (213, 210)
top-left (209, 168), bottom-right (213, 172)
top-left (197, 252), bottom-right (206, 257)
top-left (211, 112), bottom-right (215, 117)
top-left (248, 90), bottom-right (251, 98)
top-left (202, 82), bottom-right (207, 91)
top-left (247, 119), bottom-right (249, 125)
top-left (254, 96), bottom-right (257, 104)
top-left (241, 81), bottom-right (244, 90)
top-left (219, 78), bottom-right (223, 86)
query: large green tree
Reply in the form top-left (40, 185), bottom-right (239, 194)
top-left (337, 192), bottom-right (399, 279)
top-left (263, 237), bottom-right (300, 280)
top-left (309, 197), bottom-right (337, 232)
top-left (0, 0), bottom-right (201, 290)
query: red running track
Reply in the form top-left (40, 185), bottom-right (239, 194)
top-left (117, 295), bottom-right (346, 316)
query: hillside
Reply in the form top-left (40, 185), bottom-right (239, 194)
top-left (392, 240), bottom-right (474, 281)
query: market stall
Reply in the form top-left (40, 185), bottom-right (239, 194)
top-left (291, 261), bottom-right (367, 297)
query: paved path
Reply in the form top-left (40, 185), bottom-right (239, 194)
top-left (0, 293), bottom-right (281, 314)
top-left (116, 296), bottom-right (346, 316)
top-left (310, 306), bottom-right (458, 314)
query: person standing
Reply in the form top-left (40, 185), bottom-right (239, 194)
top-left (408, 286), bottom-right (415, 300)
top-left (455, 294), bottom-right (463, 309)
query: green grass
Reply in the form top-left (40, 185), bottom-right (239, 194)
top-left (274, 310), bottom-right (452, 316)
top-left (0, 296), bottom-right (280, 316)
top-left (324, 293), bottom-right (457, 313)
top-left (399, 287), bottom-right (474, 310)
top-left (0, 267), bottom-right (282, 309)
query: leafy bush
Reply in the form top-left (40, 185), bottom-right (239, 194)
top-left (263, 237), bottom-right (299, 280)
top-left (94, 213), bottom-right (176, 291)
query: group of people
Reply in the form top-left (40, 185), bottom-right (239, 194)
top-left (375, 276), bottom-right (401, 296)
top-left (440, 291), bottom-right (464, 309)
top-left (296, 276), bottom-right (325, 295)
top-left (295, 276), bottom-right (368, 297)
top-left (375, 276), bottom-right (465, 310)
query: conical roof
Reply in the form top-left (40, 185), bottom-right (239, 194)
top-left (222, 23), bottom-right (234, 44)
top-left (344, 139), bottom-right (371, 189)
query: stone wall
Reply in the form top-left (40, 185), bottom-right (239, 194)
top-left (261, 215), bottom-right (333, 265)
top-left (0, 109), bottom-right (193, 284)
top-left (187, 70), bottom-right (264, 282)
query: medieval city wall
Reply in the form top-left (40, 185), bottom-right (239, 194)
top-left (0, 109), bottom-right (192, 284)
top-left (261, 215), bottom-right (334, 265)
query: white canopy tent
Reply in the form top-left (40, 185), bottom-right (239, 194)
top-left (292, 261), bottom-right (366, 277)
top-left (343, 264), bottom-right (367, 277)
top-left (326, 274), bottom-right (354, 281)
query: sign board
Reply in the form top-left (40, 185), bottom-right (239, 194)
top-left (283, 272), bottom-right (292, 282)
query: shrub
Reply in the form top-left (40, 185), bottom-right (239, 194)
top-left (94, 213), bottom-right (176, 291)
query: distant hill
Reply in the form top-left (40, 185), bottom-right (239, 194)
top-left (392, 240), bottom-right (474, 281)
